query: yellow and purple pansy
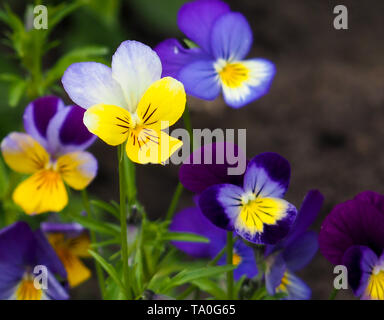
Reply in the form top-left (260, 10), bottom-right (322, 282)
top-left (62, 40), bottom-right (186, 164)
top-left (0, 96), bottom-right (97, 215)
top-left (319, 191), bottom-right (384, 300)
top-left (41, 222), bottom-right (91, 288)
top-left (155, 0), bottom-right (275, 108)
top-left (265, 190), bottom-right (324, 299)
top-left (196, 152), bottom-right (298, 244)
top-left (170, 206), bottom-right (258, 280)
top-left (0, 222), bottom-right (68, 300)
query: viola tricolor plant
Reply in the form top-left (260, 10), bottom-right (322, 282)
top-left (0, 0), bottom-right (381, 302)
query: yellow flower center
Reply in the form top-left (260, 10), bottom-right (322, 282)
top-left (16, 274), bottom-right (43, 300)
top-left (276, 272), bottom-right (290, 293)
top-left (232, 253), bottom-right (242, 266)
top-left (215, 59), bottom-right (249, 88)
top-left (365, 267), bottom-right (384, 300)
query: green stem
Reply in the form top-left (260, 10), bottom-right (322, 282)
top-left (118, 145), bottom-right (131, 299)
top-left (208, 246), bottom-right (226, 266)
top-left (182, 106), bottom-right (193, 151)
top-left (226, 232), bottom-right (234, 300)
top-left (124, 155), bottom-right (136, 206)
top-left (165, 182), bottom-right (183, 221)
top-left (176, 285), bottom-right (196, 300)
top-left (329, 288), bottom-right (339, 300)
top-left (81, 189), bottom-right (106, 299)
top-left (164, 106), bottom-right (193, 222)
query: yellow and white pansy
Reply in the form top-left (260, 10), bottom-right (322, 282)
top-left (62, 40), bottom-right (186, 164)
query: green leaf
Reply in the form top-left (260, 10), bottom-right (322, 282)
top-left (191, 278), bottom-right (227, 299)
top-left (88, 249), bottom-right (127, 296)
top-left (8, 79), bottom-right (26, 107)
top-left (0, 157), bottom-right (9, 199)
top-left (90, 199), bottom-right (120, 219)
top-left (69, 213), bottom-right (120, 236)
top-left (161, 232), bottom-right (209, 243)
top-left (183, 39), bottom-right (198, 49)
top-left (90, 238), bottom-right (120, 248)
top-left (161, 265), bottom-right (236, 292)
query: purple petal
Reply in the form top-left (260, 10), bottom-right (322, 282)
top-left (0, 222), bottom-right (68, 299)
top-left (243, 152), bottom-right (291, 198)
top-left (283, 231), bottom-right (318, 272)
top-left (218, 239), bottom-right (258, 280)
top-left (198, 184), bottom-right (243, 231)
top-left (210, 12), bottom-right (252, 60)
top-left (319, 195), bottom-right (384, 265)
top-left (178, 0), bottom-right (230, 53)
top-left (179, 142), bottom-right (246, 193)
top-left (279, 272), bottom-right (311, 300)
top-left (23, 96), bottom-right (64, 149)
top-left (41, 222), bottom-right (85, 238)
top-left (342, 245), bottom-right (377, 297)
top-left (46, 105), bottom-right (96, 155)
top-left (265, 253), bottom-right (286, 294)
top-left (284, 190), bottom-right (323, 247)
top-left (155, 39), bottom-right (209, 78)
top-left (178, 59), bottom-right (221, 100)
top-left (354, 190), bottom-right (384, 214)
top-left (45, 269), bottom-right (70, 300)
top-left (169, 206), bottom-right (226, 258)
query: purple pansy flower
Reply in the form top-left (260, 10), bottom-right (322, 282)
top-left (1, 96), bottom-right (97, 215)
top-left (170, 206), bottom-right (257, 280)
top-left (319, 191), bottom-right (384, 300)
top-left (155, 0), bottom-right (275, 108)
top-left (198, 152), bottom-right (298, 244)
top-left (0, 221), bottom-right (69, 300)
top-left (265, 190), bottom-right (324, 300)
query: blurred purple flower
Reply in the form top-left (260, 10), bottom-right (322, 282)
top-left (0, 221), bottom-right (69, 300)
top-left (155, 0), bottom-right (275, 108)
top-left (170, 206), bottom-right (257, 280)
top-left (319, 191), bottom-right (384, 300)
top-left (265, 190), bottom-right (324, 300)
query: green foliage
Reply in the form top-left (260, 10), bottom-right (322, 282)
top-left (0, 1), bottom-right (108, 106)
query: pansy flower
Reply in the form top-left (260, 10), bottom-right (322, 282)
top-left (198, 152), bottom-right (298, 244)
top-left (265, 190), bottom-right (324, 300)
top-left (0, 222), bottom-right (68, 300)
top-left (319, 191), bottom-right (384, 300)
top-left (155, 0), bottom-right (275, 108)
top-left (62, 40), bottom-right (186, 164)
top-left (170, 206), bottom-right (258, 280)
top-left (41, 222), bottom-right (91, 288)
top-left (1, 96), bottom-right (97, 215)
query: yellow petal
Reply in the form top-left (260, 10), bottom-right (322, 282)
top-left (56, 151), bottom-right (97, 190)
top-left (125, 128), bottom-right (182, 164)
top-left (136, 77), bottom-right (186, 130)
top-left (83, 104), bottom-right (133, 146)
top-left (1, 132), bottom-right (49, 174)
top-left (13, 170), bottom-right (68, 215)
top-left (67, 233), bottom-right (91, 257)
top-left (15, 279), bottom-right (43, 300)
top-left (56, 249), bottom-right (91, 288)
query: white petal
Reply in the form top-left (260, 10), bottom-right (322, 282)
top-left (111, 40), bottom-right (162, 113)
top-left (62, 62), bottom-right (127, 110)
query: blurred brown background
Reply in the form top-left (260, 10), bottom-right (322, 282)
top-left (2, 0), bottom-right (384, 299)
